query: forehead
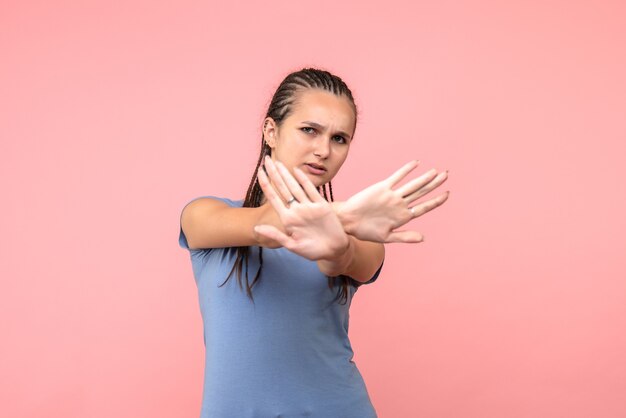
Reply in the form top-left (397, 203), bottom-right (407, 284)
top-left (290, 89), bottom-right (355, 131)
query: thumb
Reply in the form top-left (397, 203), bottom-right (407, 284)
top-left (386, 230), bottom-right (425, 244)
top-left (254, 225), bottom-right (293, 247)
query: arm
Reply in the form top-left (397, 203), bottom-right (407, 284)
top-left (184, 159), bottom-right (449, 256)
top-left (316, 236), bottom-right (385, 282)
top-left (180, 195), bottom-right (384, 267)
top-left (182, 195), bottom-right (384, 281)
top-left (180, 198), bottom-right (285, 250)
top-left (251, 157), bottom-right (384, 283)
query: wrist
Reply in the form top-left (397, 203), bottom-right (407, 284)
top-left (253, 204), bottom-right (281, 248)
top-left (332, 201), bottom-right (358, 236)
top-left (335, 234), bottom-right (353, 261)
top-left (329, 234), bottom-right (354, 266)
top-left (252, 205), bottom-right (268, 246)
top-left (318, 235), bottom-right (354, 277)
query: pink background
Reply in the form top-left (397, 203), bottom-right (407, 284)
top-left (2, 1), bottom-right (625, 417)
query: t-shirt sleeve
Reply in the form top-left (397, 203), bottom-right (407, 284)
top-left (178, 195), bottom-right (239, 251)
top-left (178, 223), bottom-right (191, 250)
top-left (351, 258), bottom-right (384, 288)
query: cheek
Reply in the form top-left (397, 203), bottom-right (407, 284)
top-left (328, 156), bottom-right (348, 179)
top-left (333, 147), bottom-right (350, 166)
top-left (283, 135), bottom-right (307, 154)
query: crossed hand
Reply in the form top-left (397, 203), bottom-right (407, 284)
top-left (255, 156), bottom-right (449, 260)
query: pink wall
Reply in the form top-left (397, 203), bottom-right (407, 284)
top-left (2, 0), bottom-right (625, 417)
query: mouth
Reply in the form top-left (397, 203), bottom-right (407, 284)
top-left (304, 163), bottom-right (327, 175)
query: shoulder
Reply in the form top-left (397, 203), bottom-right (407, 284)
top-left (182, 195), bottom-right (242, 209)
top-left (178, 195), bottom-right (246, 250)
top-left (181, 195), bottom-right (242, 218)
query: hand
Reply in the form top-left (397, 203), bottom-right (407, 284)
top-left (255, 156), bottom-right (350, 261)
top-left (337, 160), bottom-right (449, 243)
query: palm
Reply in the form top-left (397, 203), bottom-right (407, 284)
top-left (340, 161), bottom-right (450, 243)
top-left (255, 157), bottom-right (349, 260)
top-left (342, 182), bottom-right (408, 242)
top-left (273, 201), bottom-right (347, 260)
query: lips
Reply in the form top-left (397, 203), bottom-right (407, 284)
top-left (305, 163), bottom-right (326, 171)
top-left (304, 163), bottom-right (327, 175)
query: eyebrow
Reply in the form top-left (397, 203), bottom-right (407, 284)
top-left (301, 121), bottom-right (352, 139)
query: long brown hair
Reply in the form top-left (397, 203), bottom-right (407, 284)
top-left (219, 68), bottom-right (359, 305)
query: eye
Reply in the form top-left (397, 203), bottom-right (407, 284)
top-left (301, 127), bottom-right (315, 134)
top-left (333, 135), bottom-right (347, 144)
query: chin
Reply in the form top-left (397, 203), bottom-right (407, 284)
top-left (301, 170), bottom-right (333, 190)
top-left (314, 177), bottom-right (331, 190)
top-left (308, 177), bottom-right (323, 189)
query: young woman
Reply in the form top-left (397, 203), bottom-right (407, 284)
top-left (179, 68), bottom-right (449, 418)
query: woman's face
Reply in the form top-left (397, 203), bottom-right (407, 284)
top-left (263, 89), bottom-right (356, 188)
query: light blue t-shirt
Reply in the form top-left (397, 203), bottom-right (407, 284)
top-left (179, 196), bottom-right (383, 418)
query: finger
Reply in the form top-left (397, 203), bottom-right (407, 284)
top-left (403, 170), bottom-right (449, 204)
top-left (257, 166), bottom-right (289, 217)
top-left (408, 191), bottom-right (450, 218)
top-left (275, 160), bottom-right (310, 203)
top-left (386, 230), bottom-right (425, 243)
top-left (263, 156), bottom-right (296, 205)
top-left (395, 168), bottom-right (438, 197)
top-left (383, 160), bottom-right (420, 187)
top-left (292, 166), bottom-right (325, 203)
top-left (254, 224), bottom-right (295, 248)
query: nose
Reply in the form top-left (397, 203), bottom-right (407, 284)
top-left (313, 136), bottom-right (331, 159)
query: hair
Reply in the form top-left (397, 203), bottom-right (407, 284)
top-left (218, 67), bottom-right (360, 305)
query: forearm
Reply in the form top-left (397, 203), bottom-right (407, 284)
top-left (316, 235), bottom-right (354, 277)
top-left (182, 197), bottom-right (286, 250)
top-left (317, 235), bottom-right (385, 282)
